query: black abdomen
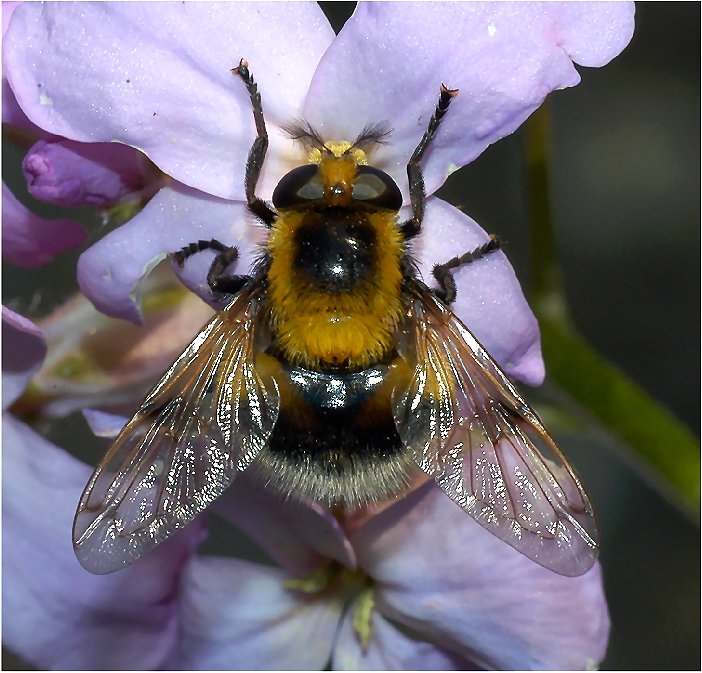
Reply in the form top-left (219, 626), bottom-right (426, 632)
top-left (251, 358), bottom-right (416, 506)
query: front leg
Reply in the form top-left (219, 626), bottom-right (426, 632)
top-left (232, 59), bottom-right (276, 227)
top-left (400, 84), bottom-right (459, 240)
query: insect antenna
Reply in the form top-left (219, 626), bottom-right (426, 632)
top-left (350, 122), bottom-right (393, 151)
top-left (281, 120), bottom-right (327, 151)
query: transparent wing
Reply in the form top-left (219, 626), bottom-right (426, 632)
top-left (392, 281), bottom-right (598, 576)
top-left (73, 283), bottom-right (279, 574)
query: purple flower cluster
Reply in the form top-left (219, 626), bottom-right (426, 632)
top-left (2, 2), bottom-right (634, 669)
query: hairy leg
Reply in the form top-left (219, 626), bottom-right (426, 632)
top-left (232, 59), bottom-right (276, 227)
top-left (432, 235), bottom-right (501, 305)
top-left (172, 239), bottom-right (252, 295)
top-left (400, 84), bottom-right (458, 240)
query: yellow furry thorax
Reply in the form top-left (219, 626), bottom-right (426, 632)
top-left (265, 144), bottom-right (405, 371)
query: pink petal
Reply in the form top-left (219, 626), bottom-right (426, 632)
top-left (213, 474), bottom-right (357, 576)
top-left (1, 306), bottom-right (45, 407)
top-left (4, 1), bottom-right (335, 200)
top-left (2, 182), bottom-right (87, 267)
top-left (23, 137), bottom-right (149, 207)
top-left (3, 75), bottom-right (35, 128)
top-left (82, 408), bottom-right (127, 438)
top-left (3, 2), bottom-right (45, 131)
top-left (2, 415), bottom-right (205, 670)
top-left (351, 483), bottom-right (610, 670)
top-left (76, 183), bottom-right (257, 322)
top-left (168, 555), bottom-right (342, 669)
top-left (1, 1), bottom-right (21, 35)
top-left (334, 609), bottom-right (479, 670)
top-left (413, 198), bottom-right (543, 384)
top-left (303, 2), bottom-right (635, 200)
top-left (550, 2), bottom-right (637, 67)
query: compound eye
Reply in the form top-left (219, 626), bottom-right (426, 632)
top-left (272, 165), bottom-right (323, 208)
top-left (352, 166), bottom-right (403, 210)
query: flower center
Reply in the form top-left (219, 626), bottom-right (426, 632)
top-left (285, 561), bottom-right (376, 651)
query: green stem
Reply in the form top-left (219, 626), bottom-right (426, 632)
top-left (540, 318), bottom-right (700, 514)
top-left (525, 103), bottom-right (567, 320)
top-left (525, 104), bottom-right (700, 516)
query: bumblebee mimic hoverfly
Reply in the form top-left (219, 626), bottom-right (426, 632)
top-left (73, 59), bottom-right (598, 577)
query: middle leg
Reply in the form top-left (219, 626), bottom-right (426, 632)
top-left (172, 239), bottom-right (252, 295)
top-left (432, 235), bottom-right (501, 305)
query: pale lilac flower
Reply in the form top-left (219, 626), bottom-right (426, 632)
top-left (5, 407), bottom-right (609, 669)
top-left (2, 425), bottom-right (203, 669)
top-left (4, 1), bottom-right (633, 383)
top-left (2, 50), bottom-right (205, 666)
top-left (1, 2), bottom-right (40, 132)
top-left (2, 3), bottom-right (87, 264)
top-left (1, 266), bottom-right (205, 672)
top-left (3, 2), bottom-right (161, 215)
top-left (2, 2), bottom-right (635, 670)
top-left (1, 0), bottom-right (148, 268)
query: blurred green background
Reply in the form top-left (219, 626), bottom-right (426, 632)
top-left (3, 2), bottom-right (699, 670)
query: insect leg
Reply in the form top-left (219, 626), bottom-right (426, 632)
top-left (400, 84), bottom-right (459, 240)
top-left (172, 239), bottom-right (252, 295)
top-left (232, 59), bottom-right (276, 228)
top-left (432, 235), bottom-right (501, 305)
